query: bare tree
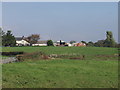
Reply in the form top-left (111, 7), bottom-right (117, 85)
top-left (25, 34), bottom-right (40, 45)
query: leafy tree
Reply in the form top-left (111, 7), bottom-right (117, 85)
top-left (0, 27), bottom-right (5, 36)
top-left (87, 41), bottom-right (94, 47)
top-left (118, 43), bottom-right (120, 48)
top-left (104, 31), bottom-right (116, 47)
top-left (114, 43), bottom-right (119, 48)
top-left (25, 34), bottom-right (40, 45)
top-left (70, 40), bottom-right (76, 44)
top-left (0, 27), bottom-right (4, 46)
top-left (47, 40), bottom-right (54, 46)
top-left (2, 30), bottom-right (16, 47)
top-left (81, 41), bottom-right (87, 44)
top-left (94, 40), bottom-right (105, 47)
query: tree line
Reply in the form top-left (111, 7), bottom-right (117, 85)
top-left (0, 27), bottom-right (119, 47)
top-left (69, 31), bottom-right (119, 48)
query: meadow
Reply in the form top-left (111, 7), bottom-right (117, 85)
top-left (2, 46), bottom-right (118, 88)
top-left (2, 46), bottom-right (118, 55)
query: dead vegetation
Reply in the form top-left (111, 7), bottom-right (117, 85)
top-left (49, 54), bottom-right (86, 60)
top-left (69, 55), bottom-right (85, 60)
top-left (15, 52), bottom-right (119, 62)
top-left (16, 52), bottom-right (50, 61)
top-left (16, 52), bottom-right (86, 62)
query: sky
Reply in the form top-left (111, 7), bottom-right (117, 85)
top-left (2, 2), bottom-right (118, 42)
top-left (0, 2), bottom-right (2, 26)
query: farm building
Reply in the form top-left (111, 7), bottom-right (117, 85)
top-left (54, 40), bottom-right (74, 47)
top-left (74, 42), bottom-right (86, 47)
top-left (15, 37), bottom-right (30, 46)
top-left (32, 41), bottom-right (47, 46)
top-left (54, 40), bottom-right (66, 46)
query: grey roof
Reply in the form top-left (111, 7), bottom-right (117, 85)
top-left (36, 41), bottom-right (47, 44)
top-left (15, 36), bottom-right (26, 41)
top-left (15, 37), bottom-right (23, 41)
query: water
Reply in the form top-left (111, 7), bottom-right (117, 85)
top-left (1, 57), bottom-right (18, 64)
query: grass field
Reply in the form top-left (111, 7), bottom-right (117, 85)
top-left (2, 46), bottom-right (118, 88)
top-left (2, 46), bottom-right (118, 55)
top-left (2, 46), bottom-right (119, 61)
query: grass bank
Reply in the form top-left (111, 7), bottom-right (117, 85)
top-left (2, 59), bottom-right (118, 88)
top-left (2, 47), bottom-right (118, 88)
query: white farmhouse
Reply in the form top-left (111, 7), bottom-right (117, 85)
top-left (15, 37), bottom-right (30, 46)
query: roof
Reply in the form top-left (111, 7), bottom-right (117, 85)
top-left (15, 37), bottom-right (23, 41)
top-left (36, 41), bottom-right (47, 44)
top-left (15, 36), bottom-right (26, 41)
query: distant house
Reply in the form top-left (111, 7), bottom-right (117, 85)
top-left (54, 40), bottom-right (66, 46)
top-left (54, 40), bottom-right (86, 47)
top-left (54, 40), bottom-right (73, 47)
top-left (66, 43), bottom-right (72, 47)
top-left (15, 37), bottom-right (30, 46)
top-left (74, 42), bottom-right (86, 47)
top-left (32, 41), bottom-right (47, 46)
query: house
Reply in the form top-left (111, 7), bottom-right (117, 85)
top-left (66, 43), bottom-right (72, 47)
top-left (74, 42), bottom-right (86, 47)
top-left (15, 37), bottom-right (30, 46)
top-left (54, 40), bottom-right (73, 47)
top-left (53, 40), bottom-right (86, 47)
top-left (32, 41), bottom-right (47, 46)
top-left (54, 40), bottom-right (66, 46)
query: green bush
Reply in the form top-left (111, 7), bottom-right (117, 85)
top-left (47, 40), bottom-right (54, 46)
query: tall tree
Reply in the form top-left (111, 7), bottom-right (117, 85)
top-left (0, 27), bottom-right (5, 37)
top-left (104, 31), bottom-right (116, 47)
top-left (0, 27), bottom-right (4, 46)
top-left (25, 34), bottom-right (40, 45)
top-left (2, 30), bottom-right (16, 47)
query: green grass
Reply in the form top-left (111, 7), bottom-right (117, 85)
top-left (2, 46), bottom-right (118, 60)
top-left (2, 46), bottom-right (118, 55)
top-left (2, 47), bottom-right (118, 88)
top-left (2, 59), bottom-right (118, 88)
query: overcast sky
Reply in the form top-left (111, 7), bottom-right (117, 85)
top-left (2, 2), bottom-right (118, 42)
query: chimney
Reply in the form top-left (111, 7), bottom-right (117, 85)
top-left (22, 36), bottom-right (24, 39)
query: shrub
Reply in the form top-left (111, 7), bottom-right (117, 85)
top-left (47, 40), bottom-right (54, 46)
